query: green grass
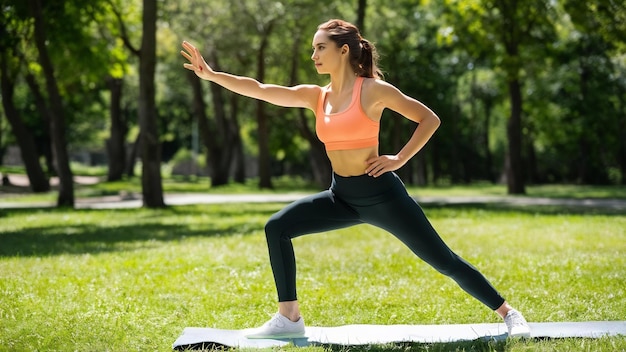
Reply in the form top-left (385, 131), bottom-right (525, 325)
top-left (1, 202), bottom-right (625, 351)
top-left (406, 183), bottom-right (626, 199)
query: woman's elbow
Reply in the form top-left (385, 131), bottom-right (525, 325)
top-left (428, 113), bottom-right (441, 128)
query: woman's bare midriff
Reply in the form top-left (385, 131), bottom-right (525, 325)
top-left (326, 146), bottom-right (378, 177)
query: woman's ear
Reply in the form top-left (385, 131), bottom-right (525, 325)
top-left (341, 44), bottom-right (349, 55)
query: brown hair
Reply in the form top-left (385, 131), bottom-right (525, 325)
top-left (317, 19), bottom-right (383, 79)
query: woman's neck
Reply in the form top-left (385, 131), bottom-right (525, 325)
top-left (329, 70), bottom-right (358, 94)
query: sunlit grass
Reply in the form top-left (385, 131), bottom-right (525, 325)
top-left (407, 183), bottom-right (626, 199)
top-left (1, 203), bottom-right (624, 351)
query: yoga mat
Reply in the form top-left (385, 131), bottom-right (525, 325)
top-left (173, 321), bottom-right (626, 350)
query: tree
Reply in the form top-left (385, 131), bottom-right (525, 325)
top-left (165, 0), bottom-right (247, 186)
top-left (91, 1), bottom-right (135, 182)
top-left (367, 0), bottom-right (461, 185)
top-left (0, 5), bottom-right (50, 192)
top-left (112, 0), bottom-right (164, 207)
top-left (285, 25), bottom-right (331, 188)
top-left (3, 0), bottom-right (124, 201)
top-left (0, 51), bottom-right (50, 192)
top-left (187, 57), bottom-right (239, 186)
top-left (230, 0), bottom-right (284, 189)
top-left (137, 0), bottom-right (164, 206)
top-left (28, 0), bottom-right (75, 206)
top-left (443, 0), bottom-right (555, 193)
top-left (356, 0), bottom-right (367, 33)
top-left (552, 0), bottom-right (625, 184)
top-left (105, 77), bottom-right (127, 181)
top-left (457, 68), bottom-right (501, 182)
top-left (564, 0), bottom-right (626, 185)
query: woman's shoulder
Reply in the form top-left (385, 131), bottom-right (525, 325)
top-left (291, 84), bottom-right (325, 111)
top-left (293, 83), bottom-right (325, 91)
top-left (294, 84), bottom-right (326, 98)
top-left (361, 77), bottom-right (401, 100)
top-left (362, 77), bottom-right (395, 89)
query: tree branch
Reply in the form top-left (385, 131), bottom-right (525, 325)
top-left (106, 0), bottom-right (140, 56)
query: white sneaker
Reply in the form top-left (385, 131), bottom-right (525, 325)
top-left (245, 313), bottom-right (305, 339)
top-left (504, 309), bottom-right (531, 338)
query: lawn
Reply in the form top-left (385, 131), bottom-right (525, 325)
top-left (1, 193), bottom-right (625, 351)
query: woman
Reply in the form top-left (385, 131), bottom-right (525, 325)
top-left (181, 19), bottom-right (530, 339)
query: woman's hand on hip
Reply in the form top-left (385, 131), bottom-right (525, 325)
top-left (365, 155), bottom-right (405, 177)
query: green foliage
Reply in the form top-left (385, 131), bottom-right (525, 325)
top-left (1, 0), bottom-right (625, 188)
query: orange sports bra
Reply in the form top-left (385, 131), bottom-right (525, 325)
top-left (315, 76), bottom-right (380, 151)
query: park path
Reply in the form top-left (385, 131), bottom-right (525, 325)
top-left (1, 173), bottom-right (625, 210)
top-left (2, 192), bottom-right (626, 211)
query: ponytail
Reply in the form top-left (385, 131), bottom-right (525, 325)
top-left (358, 38), bottom-right (383, 79)
top-left (317, 19), bottom-right (383, 79)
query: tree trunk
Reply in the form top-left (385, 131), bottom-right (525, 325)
top-left (431, 138), bottom-right (441, 184)
top-left (497, 0), bottom-right (527, 194)
top-left (287, 30), bottom-right (330, 188)
top-left (187, 72), bottom-right (212, 179)
top-left (188, 53), bottom-right (239, 187)
top-left (209, 52), bottom-right (244, 185)
top-left (230, 95), bottom-right (246, 184)
top-left (576, 54), bottom-right (592, 184)
top-left (256, 101), bottom-right (272, 188)
top-left (189, 70), bottom-right (229, 186)
top-left (484, 100), bottom-right (495, 183)
top-left (106, 77), bottom-right (127, 181)
top-left (206, 82), bottom-right (234, 185)
top-left (526, 131), bottom-right (537, 183)
top-left (138, 0), bottom-right (164, 207)
top-left (356, 0), bottom-right (367, 34)
top-left (0, 53), bottom-right (50, 192)
top-left (126, 132), bottom-right (140, 177)
top-left (256, 25), bottom-right (274, 189)
top-left (617, 95), bottom-right (626, 185)
top-left (23, 71), bottom-right (54, 175)
top-left (450, 106), bottom-right (461, 183)
top-left (414, 152), bottom-right (427, 186)
top-left (506, 78), bottom-right (525, 194)
top-left (29, 0), bottom-right (74, 207)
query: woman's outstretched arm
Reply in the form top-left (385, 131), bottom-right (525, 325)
top-left (181, 41), bottom-right (319, 110)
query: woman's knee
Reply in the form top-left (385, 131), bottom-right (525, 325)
top-left (264, 213), bottom-right (284, 240)
top-left (437, 256), bottom-right (483, 285)
top-left (430, 253), bottom-right (466, 277)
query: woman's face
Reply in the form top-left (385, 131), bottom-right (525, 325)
top-left (311, 30), bottom-right (344, 75)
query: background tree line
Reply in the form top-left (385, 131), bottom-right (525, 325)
top-left (0, 0), bottom-right (624, 207)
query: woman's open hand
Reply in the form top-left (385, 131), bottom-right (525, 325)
top-left (181, 41), bottom-right (213, 79)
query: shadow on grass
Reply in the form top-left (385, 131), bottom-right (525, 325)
top-left (322, 339), bottom-right (508, 352)
top-left (178, 339), bottom-right (512, 352)
top-left (1, 200), bottom-right (622, 258)
top-left (0, 204), bottom-right (279, 258)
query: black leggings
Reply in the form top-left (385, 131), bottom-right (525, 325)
top-left (264, 172), bottom-right (505, 310)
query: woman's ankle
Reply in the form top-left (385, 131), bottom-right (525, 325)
top-left (495, 301), bottom-right (514, 319)
top-left (278, 301), bottom-right (301, 322)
